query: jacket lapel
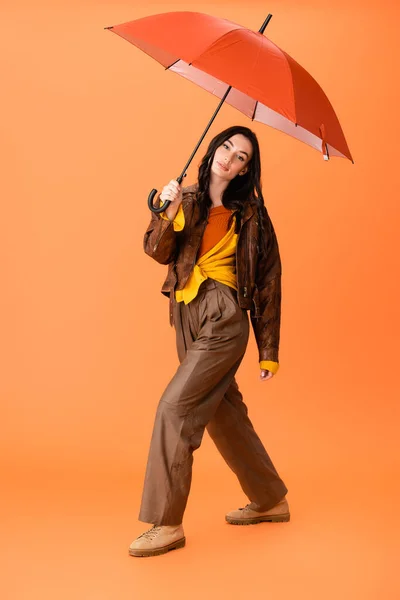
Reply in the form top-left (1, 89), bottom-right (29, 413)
top-left (183, 183), bottom-right (256, 226)
top-left (242, 201), bottom-right (256, 225)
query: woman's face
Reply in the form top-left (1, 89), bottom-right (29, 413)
top-left (210, 134), bottom-right (253, 181)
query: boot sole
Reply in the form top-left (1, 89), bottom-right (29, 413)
top-left (225, 513), bottom-right (290, 525)
top-left (129, 536), bottom-right (186, 557)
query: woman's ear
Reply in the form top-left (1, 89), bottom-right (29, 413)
top-left (239, 166), bottom-right (248, 176)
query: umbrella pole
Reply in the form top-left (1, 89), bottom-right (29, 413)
top-left (147, 86), bottom-right (232, 213)
top-left (177, 85), bottom-right (233, 183)
top-left (148, 14), bottom-right (273, 213)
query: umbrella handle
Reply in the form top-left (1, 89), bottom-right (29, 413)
top-left (147, 174), bottom-right (186, 214)
top-left (147, 189), bottom-right (170, 213)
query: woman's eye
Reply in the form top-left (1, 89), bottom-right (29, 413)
top-left (222, 143), bottom-right (244, 161)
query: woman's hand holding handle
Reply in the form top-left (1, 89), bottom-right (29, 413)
top-left (160, 179), bottom-right (183, 222)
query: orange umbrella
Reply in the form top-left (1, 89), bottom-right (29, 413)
top-left (105, 11), bottom-right (353, 213)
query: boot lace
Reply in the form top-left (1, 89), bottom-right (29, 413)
top-left (137, 525), bottom-right (162, 540)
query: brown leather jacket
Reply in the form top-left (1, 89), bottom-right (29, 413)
top-left (143, 183), bottom-right (282, 363)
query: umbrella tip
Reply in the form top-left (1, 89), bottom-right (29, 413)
top-left (104, 26), bottom-right (113, 30)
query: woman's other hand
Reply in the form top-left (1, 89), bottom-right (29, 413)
top-left (160, 179), bottom-right (183, 221)
top-left (260, 369), bottom-right (274, 381)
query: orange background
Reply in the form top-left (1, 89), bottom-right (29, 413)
top-left (1, 0), bottom-right (399, 598)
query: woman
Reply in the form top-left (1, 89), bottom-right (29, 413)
top-left (129, 125), bottom-right (290, 558)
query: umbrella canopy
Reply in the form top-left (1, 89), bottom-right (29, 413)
top-left (105, 11), bottom-right (353, 212)
top-left (106, 11), bottom-right (353, 162)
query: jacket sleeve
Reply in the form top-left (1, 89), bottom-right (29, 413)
top-left (159, 201), bottom-right (185, 231)
top-left (143, 194), bottom-right (184, 264)
top-left (250, 206), bottom-right (282, 365)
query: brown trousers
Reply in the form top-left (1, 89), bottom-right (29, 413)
top-left (138, 278), bottom-right (288, 526)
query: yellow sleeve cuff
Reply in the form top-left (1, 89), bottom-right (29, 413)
top-left (260, 360), bottom-right (279, 375)
top-left (159, 200), bottom-right (185, 231)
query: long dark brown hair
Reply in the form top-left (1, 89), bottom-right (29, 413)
top-left (195, 125), bottom-right (273, 257)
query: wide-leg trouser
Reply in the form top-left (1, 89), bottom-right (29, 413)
top-left (138, 278), bottom-right (288, 526)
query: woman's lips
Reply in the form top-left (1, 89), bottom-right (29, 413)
top-left (216, 161), bottom-right (228, 171)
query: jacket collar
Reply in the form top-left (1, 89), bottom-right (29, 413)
top-left (184, 182), bottom-right (256, 225)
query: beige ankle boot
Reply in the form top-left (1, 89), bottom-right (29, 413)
top-left (129, 524), bottom-right (186, 557)
top-left (225, 496), bottom-right (290, 525)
